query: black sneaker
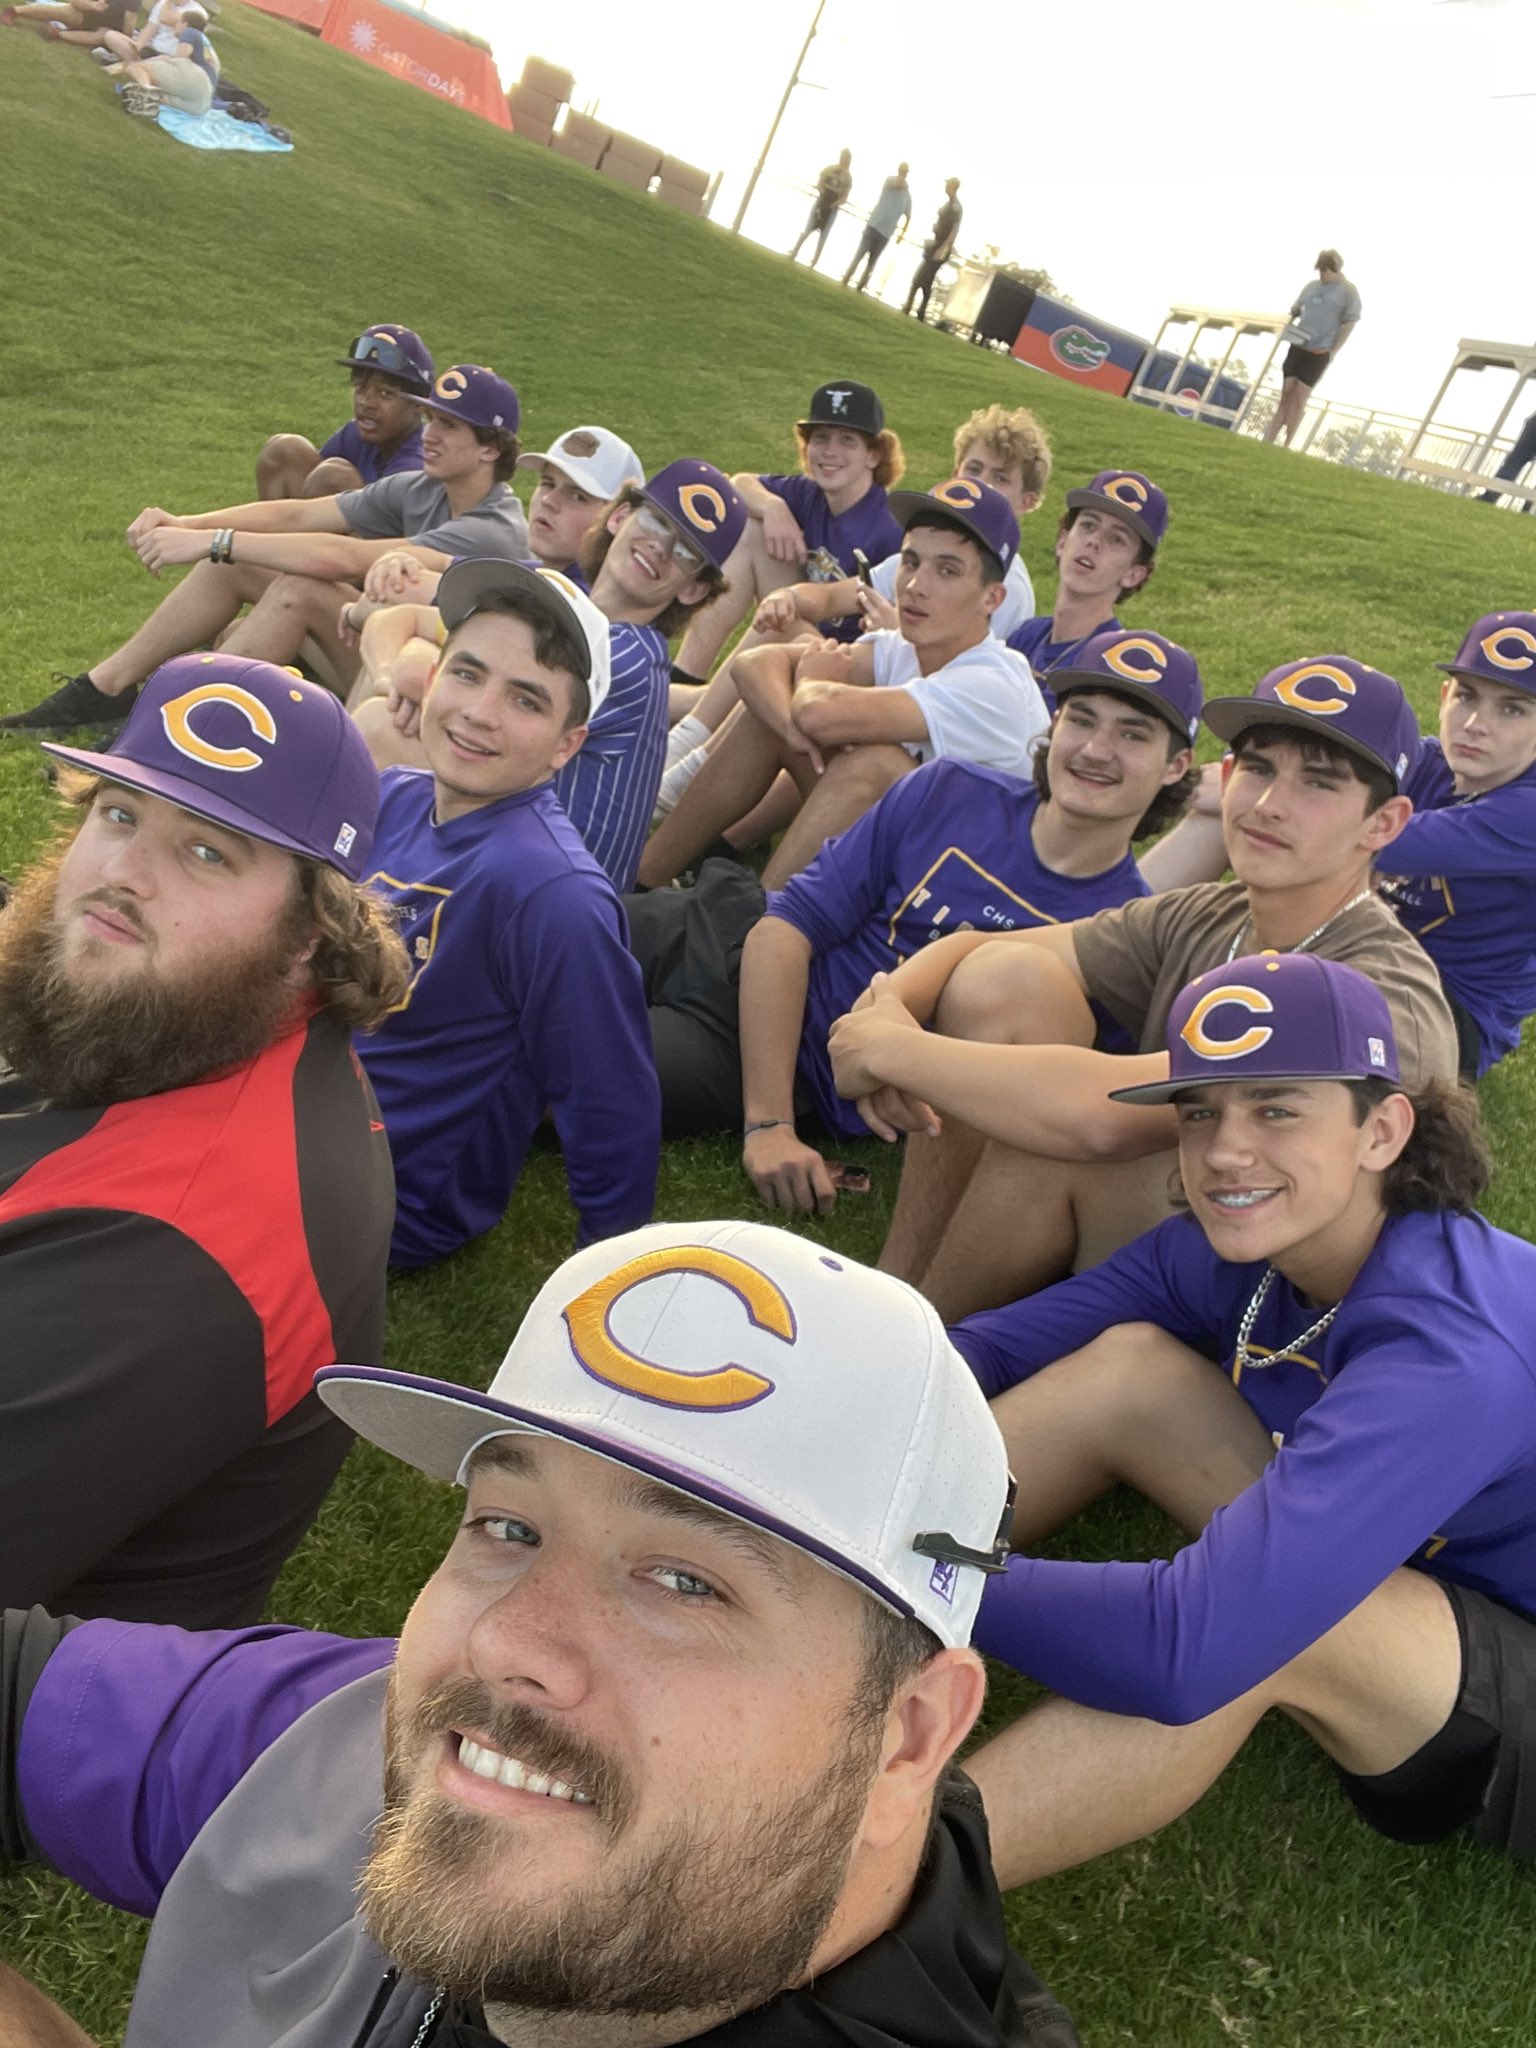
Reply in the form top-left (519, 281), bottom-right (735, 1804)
top-left (0, 674), bottom-right (139, 734)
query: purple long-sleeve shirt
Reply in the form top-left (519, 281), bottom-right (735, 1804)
top-left (953, 1208), bottom-right (1536, 1722)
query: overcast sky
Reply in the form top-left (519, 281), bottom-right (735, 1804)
top-left (451, 0), bottom-right (1534, 431)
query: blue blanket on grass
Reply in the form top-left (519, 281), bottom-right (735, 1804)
top-left (157, 106), bottom-right (293, 151)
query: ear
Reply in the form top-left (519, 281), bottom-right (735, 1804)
top-left (674, 575), bottom-right (711, 610)
top-left (1362, 791), bottom-right (1412, 853)
top-left (980, 577), bottom-right (1006, 618)
top-left (550, 723), bottom-right (588, 774)
top-left (1018, 490), bottom-right (1043, 517)
top-left (857, 1648), bottom-right (987, 1855)
top-left (1359, 1089), bottom-right (1415, 1177)
top-left (1161, 744), bottom-right (1194, 788)
top-left (1439, 677), bottom-right (1454, 713)
top-left (1120, 559), bottom-right (1152, 595)
top-left (605, 502), bottom-right (631, 540)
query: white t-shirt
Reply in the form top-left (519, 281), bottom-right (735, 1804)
top-left (144, 1), bottom-right (184, 53)
top-left (865, 628), bottom-right (1048, 778)
top-left (871, 548), bottom-right (1035, 640)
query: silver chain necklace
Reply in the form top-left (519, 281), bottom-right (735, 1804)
top-left (1233, 1267), bottom-right (1341, 1375)
top-left (1225, 887), bottom-right (1373, 965)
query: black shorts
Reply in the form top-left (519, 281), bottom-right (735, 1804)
top-left (1282, 343), bottom-right (1332, 388)
top-left (1337, 1582), bottom-right (1536, 1859)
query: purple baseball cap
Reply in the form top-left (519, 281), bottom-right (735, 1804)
top-left (1437, 611), bottom-right (1536, 696)
top-left (1065, 470), bottom-right (1169, 550)
top-left (419, 365), bottom-right (520, 435)
top-left (335, 324), bottom-right (435, 396)
top-left (1108, 951), bottom-right (1400, 1105)
top-left (42, 655), bottom-right (380, 881)
top-left (1204, 654), bottom-right (1421, 790)
top-left (637, 460), bottom-right (747, 572)
top-left (888, 477), bottom-right (1020, 574)
top-left (1051, 628), bottom-right (1203, 744)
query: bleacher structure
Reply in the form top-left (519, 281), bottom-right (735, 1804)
top-left (506, 55), bottom-right (714, 218)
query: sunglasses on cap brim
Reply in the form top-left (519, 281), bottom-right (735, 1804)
top-left (342, 334), bottom-right (425, 385)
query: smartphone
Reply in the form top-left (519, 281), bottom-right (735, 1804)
top-left (826, 1162), bottom-right (871, 1195)
top-left (852, 549), bottom-right (873, 587)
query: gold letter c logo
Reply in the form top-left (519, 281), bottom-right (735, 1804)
top-left (435, 368), bottom-right (467, 401)
top-left (1479, 625), bottom-right (1536, 672)
top-left (1101, 635), bottom-right (1168, 684)
top-left (160, 684), bottom-right (278, 774)
top-left (933, 477), bottom-right (983, 510)
top-left (1104, 474), bottom-right (1149, 508)
top-left (1272, 662), bottom-right (1357, 717)
top-left (1180, 985), bottom-right (1275, 1061)
top-left (562, 1247), bottom-right (793, 1411)
top-left (677, 483), bottom-right (726, 533)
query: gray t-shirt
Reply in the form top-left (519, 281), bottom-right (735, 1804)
top-left (1073, 881), bottom-right (1457, 1091)
top-left (335, 473), bottom-right (529, 560)
top-left (1286, 277), bottom-right (1362, 353)
top-left (869, 177), bottom-right (912, 238)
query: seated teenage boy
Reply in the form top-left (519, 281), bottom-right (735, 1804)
top-left (946, 954), bottom-right (1536, 1882)
top-left (5, 365), bottom-right (529, 734)
top-left (356, 559), bottom-right (660, 1269)
top-left (255, 325), bottom-right (433, 501)
top-left (669, 379), bottom-right (905, 687)
top-left (826, 657), bottom-right (1460, 1320)
top-left (631, 630), bottom-right (1201, 1209)
top-left (350, 461), bottom-right (742, 894)
top-left (1007, 470), bottom-right (1166, 696)
top-left (637, 481), bottom-right (1048, 893)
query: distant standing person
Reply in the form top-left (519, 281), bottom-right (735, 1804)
top-left (1264, 248), bottom-right (1361, 447)
top-left (789, 148), bottom-right (852, 269)
top-left (841, 161), bottom-right (912, 293)
top-left (903, 177), bottom-right (963, 321)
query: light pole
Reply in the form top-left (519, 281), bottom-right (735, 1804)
top-left (731, 0), bottom-right (827, 237)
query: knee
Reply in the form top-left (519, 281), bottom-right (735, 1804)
top-left (821, 743), bottom-right (904, 797)
top-left (263, 573), bottom-right (314, 617)
top-left (256, 433), bottom-right (315, 487)
top-left (300, 458), bottom-right (362, 500)
top-left (937, 941), bottom-right (1093, 1046)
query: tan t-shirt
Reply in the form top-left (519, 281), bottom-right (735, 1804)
top-left (1073, 881), bottom-right (1458, 1089)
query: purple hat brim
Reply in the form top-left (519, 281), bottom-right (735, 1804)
top-left (1202, 695), bottom-right (1405, 786)
top-left (887, 489), bottom-right (1008, 572)
top-left (314, 1364), bottom-right (916, 1621)
top-left (1052, 669), bottom-right (1194, 742)
top-left (1064, 487), bottom-right (1159, 551)
top-left (1109, 1064), bottom-right (1397, 1107)
top-left (39, 741), bottom-right (335, 871)
top-left (333, 357), bottom-right (431, 396)
top-left (1433, 659), bottom-right (1536, 695)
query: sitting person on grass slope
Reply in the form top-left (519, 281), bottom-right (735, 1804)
top-left (1007, 470), bottom-right (1166, 698)
top-left (0, 1223), bottom-right (1080, 2048)
top-left (668, 380), bottom-right (904, 693)
top-left (254, 324), bottom-right (434, 502)
top-left (653, 404), bottom-right (1052, 818)
top-left (637, 481), bottom-right (1048, 894)
top-left (2, 366), bottom-right (529, 736)
top-left (948, 954), bottom-right (1536, 1884)
top-left (826, 657), bottom-right (1459, 1322)
top-left (356, 559), bottom-right (660, 1272)
top-left (0, 655), bottom-right (405, 1628)
top-left (628, 630), bottom-right (1201, 1204)
top-left (350, 461), bottom-right (741, 895)
top-left (340, 420), bottom-right (644, 761)
top-left (1147, 609), bottom-right (1536, 1080)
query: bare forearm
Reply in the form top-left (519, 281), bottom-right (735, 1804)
top-left (1136, 811), bottom-right (1228, 893)
top-left (847, 1035), bottom-right (1176, 1159)
top-left (0, 1966), bottom-right (96, 2048)
top-left (733, 647), bottom-right (800, 733)
top-left (732, 473), bottom-right (781, 521)
top-left (177, 498), bottom-right (331, 533)
top-left (225, 531), bottom-right (375, 581)
top-left (739, 919), bottom-right (814, 1122)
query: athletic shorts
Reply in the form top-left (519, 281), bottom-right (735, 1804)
top-left (1337, 1581), bottom-right (1536, 1859)
top-left (1282, 343), bottom-right (1332, 389)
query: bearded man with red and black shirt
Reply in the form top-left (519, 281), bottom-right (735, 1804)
top-left (0, 654), bottom-right (408, 1629)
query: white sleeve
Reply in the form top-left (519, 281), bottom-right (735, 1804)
top-left (903, 647), bottom-right (1049, 778)
top-left (989, 555), bottom-right (1036, 640)
top-left (871, 554), bottom-right (898, 601)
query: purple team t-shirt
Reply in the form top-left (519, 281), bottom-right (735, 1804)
top-left (766, 762), bottom-right (1148, 1136)
top-left (1006, 613), bottom-right (1122, 713)
top-left (761, 473), bottom-right (902, 644)
top-left (318, 417), bottom-right (425, 486)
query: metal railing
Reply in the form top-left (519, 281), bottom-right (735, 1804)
top-left (1231, 391), bottom-right (1529, 498)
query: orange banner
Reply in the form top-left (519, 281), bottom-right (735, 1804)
top-left (320, 0), bottom-right (511, 128)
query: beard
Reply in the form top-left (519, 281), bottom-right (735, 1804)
top-left (0, 838), bottom-right (312, 1108)
top-left (361, 1671), bottom-right (882, 2021)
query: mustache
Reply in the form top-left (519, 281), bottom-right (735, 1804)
top-left (409, 1677), bottom-right (635, 1836)
top-left (74, 887), bottom-right (151, 939)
